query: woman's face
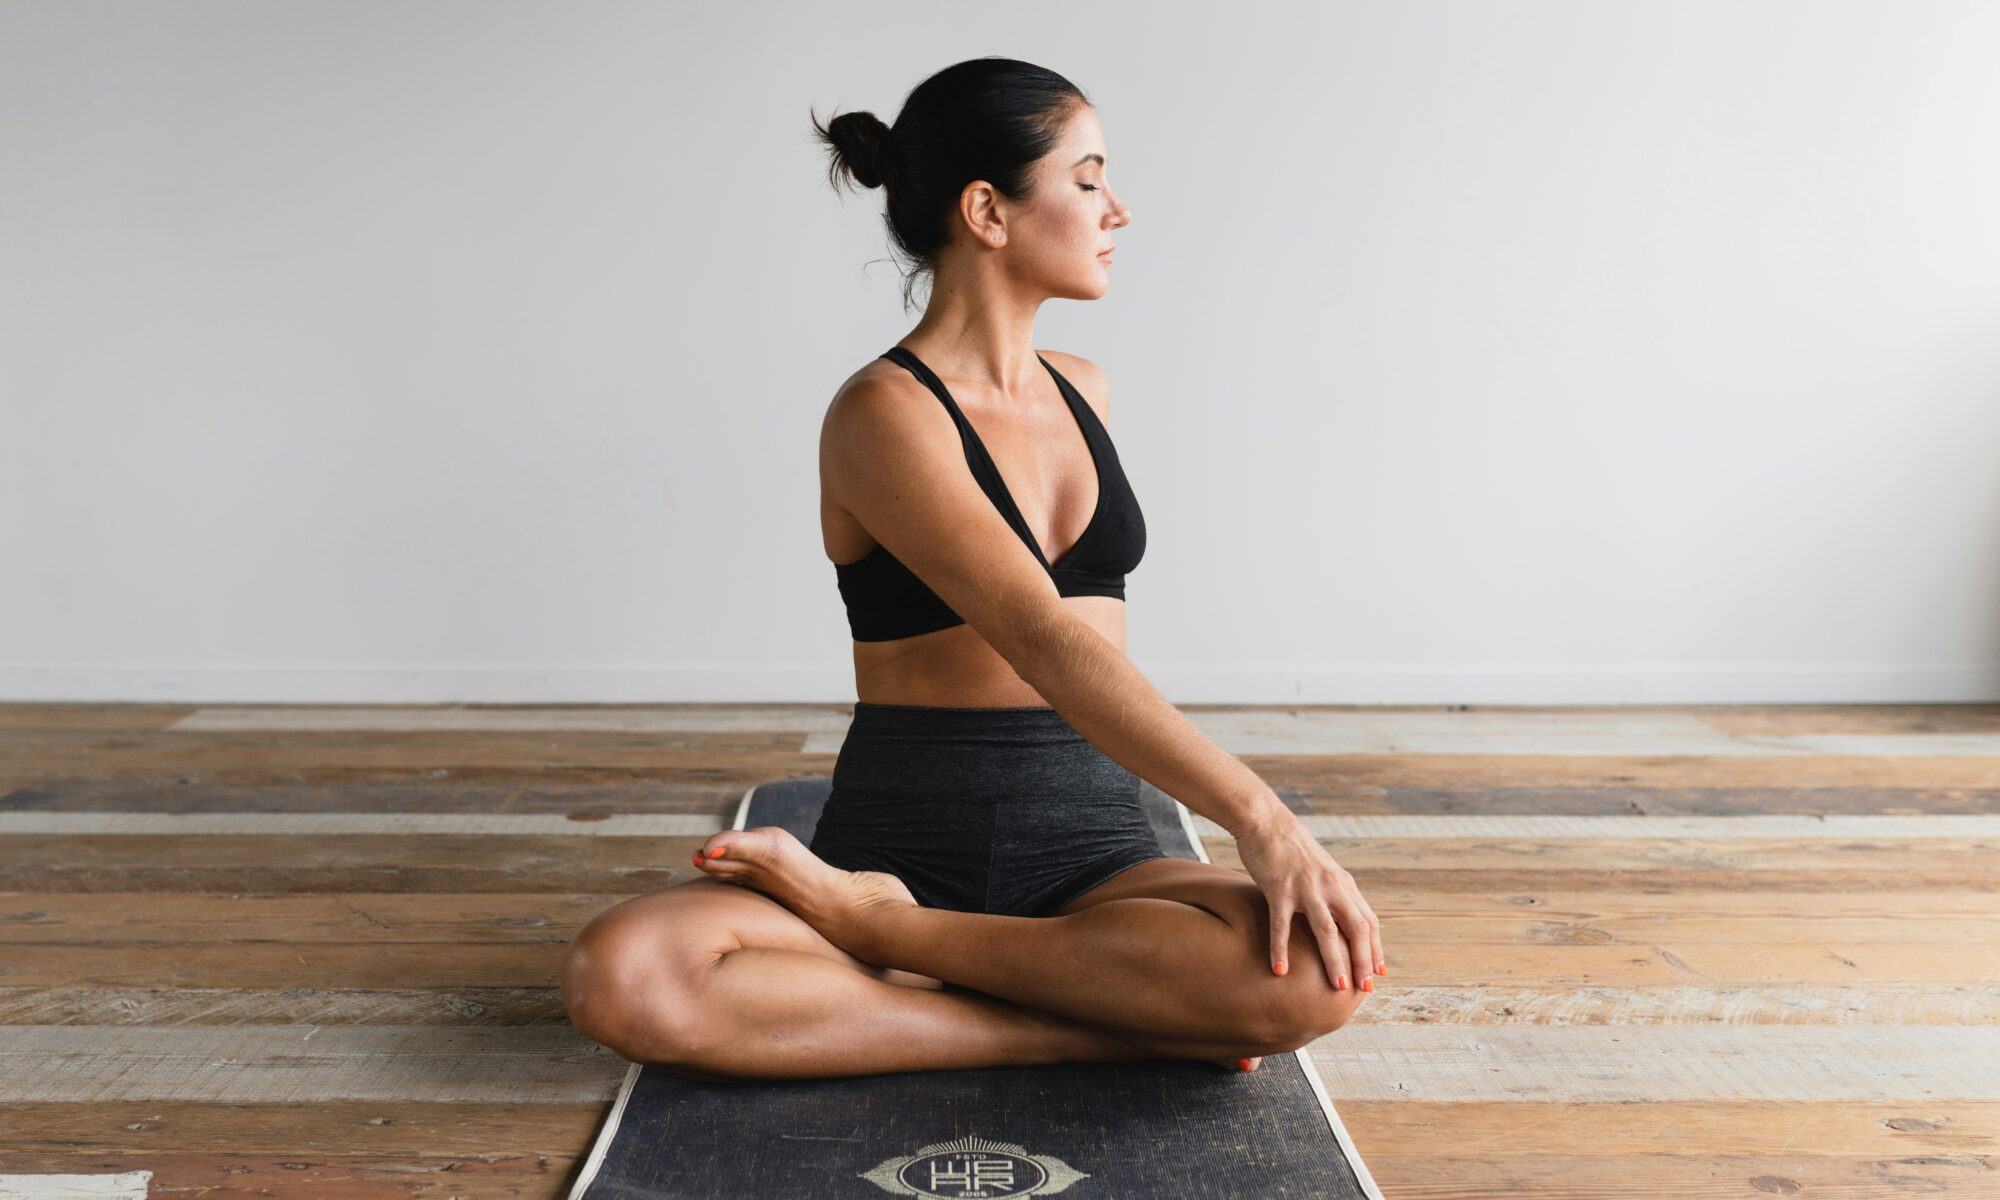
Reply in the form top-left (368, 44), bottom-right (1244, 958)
top-left (992, 104), bottom-right (1133, 300)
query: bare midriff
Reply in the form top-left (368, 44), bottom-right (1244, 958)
top-left (847, 594), bottom-right (1125, 708)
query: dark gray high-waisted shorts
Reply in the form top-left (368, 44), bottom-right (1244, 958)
top-left (807, 701), bottom-right (1170, 918)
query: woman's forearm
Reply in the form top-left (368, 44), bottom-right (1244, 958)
top-left (1008, 610), bottom-right (1292, 837)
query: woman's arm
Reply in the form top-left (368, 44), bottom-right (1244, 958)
top-left (824, 366), bottom-right (1385, 989)
top-left (1010, 611), bottom-right (1287, 835)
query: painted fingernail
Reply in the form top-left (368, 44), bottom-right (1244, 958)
top-left (1336, 974), bottom-right (1348, 991)
top-left (1361, 977), bottom-right (1374, 993)
top-left (1376, 963), bottom-right (1387, 976)
top-left (1273, 961), bottom-right (1288, 976)
top-left (708, 845), bottom-right (726, 858)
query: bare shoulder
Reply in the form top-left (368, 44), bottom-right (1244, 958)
top-left (820, 356), bottom-right (952, 463)
top-left (816, 354), bottom-right (1068, 658)
top-left (1038, 349), bottom-right (1112, 425)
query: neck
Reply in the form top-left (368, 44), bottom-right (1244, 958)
top-left (901, 267), bottom-right (1048, 395)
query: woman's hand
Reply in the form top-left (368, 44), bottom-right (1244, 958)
top-left (1230, 805), bottom-right (1385, 990)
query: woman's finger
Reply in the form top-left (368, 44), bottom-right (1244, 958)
top-left (1336, 899), bottom-right (1373, 992)
top-left (1308, 904), bottom-right (1351, 991)
top-left (1362, 900), bottom-right (1385, 976)
top-left (1268, 896), bottom-right (1295, 975)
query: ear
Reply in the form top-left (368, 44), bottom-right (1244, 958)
top-left (959, 180), bottom-right (1008, 249)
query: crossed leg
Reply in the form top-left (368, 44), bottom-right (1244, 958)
top-left (561, 876), bottom-right (1164, 1081)
top-left (560, 828), bottom-right (1365, 1081)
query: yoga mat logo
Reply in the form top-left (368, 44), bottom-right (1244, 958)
top-left (859, 1134), bottom-right (1091, 1197)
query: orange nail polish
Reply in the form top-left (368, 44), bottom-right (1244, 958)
top-left (1361, 977), bottom-right (1374, 993)
top-left (1273, 961), bottom-right (1288, 976)
top-left (1376, 963), bottom-right (1387, 976)
top-left (708, 845), bottom-right (726, 858)
top-left (693, 853), bottom-right (704, 866)
top-left (1237, 1057), bottom-right (1253, 1071)
top-left (1336, 974), bottom-right (1348, 991)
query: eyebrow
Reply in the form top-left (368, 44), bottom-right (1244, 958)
top-left (1072, 153), bottom-right (1105, 168)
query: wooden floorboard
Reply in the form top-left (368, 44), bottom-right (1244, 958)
top-left (0, 702), bottom-right (1993, 1198)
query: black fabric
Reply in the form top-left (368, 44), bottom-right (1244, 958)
top-left (834, 345), bottom-right (1147, 642)
top-left (577, 1053), bottom-right (1371, 1200)
top-left (805, 702), bottom-right (1169, 917)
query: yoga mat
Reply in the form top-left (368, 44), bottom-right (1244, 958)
top-left (567, 777), bottom-right (1384, 1199)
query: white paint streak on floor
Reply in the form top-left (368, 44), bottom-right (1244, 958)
top-left (1306, 1023), bottom-right (2000, 1102)
top-left (168, 706), bottom-right (854, 734)
top-left (1195, 813), bottom-right (2000, 840)
top-left (3, 1023), bottom-right (1993, 1104)
top-left (0, 1025), bottom-right (626, 1103)
top-left (0, 1174), bottom-right (151, 1200)
top-left (1357, 984), bottom-right (2000, 1026)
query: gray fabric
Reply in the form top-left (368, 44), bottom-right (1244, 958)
top-left (803, 702), bottom-right (1169, 917)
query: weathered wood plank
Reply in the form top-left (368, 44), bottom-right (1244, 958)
top-left (0, 702), bottom-right (195, 732)
top-left (0, 730), bottom-right (823, 790)
top-left (1, 831), bottom-right (1988, 877)
top-left (1362, 785), bottom-right (2000, 816)
top-left (1337, 1099), bottom-right (2000, 1156)
top-left (0, 1026), bottom-right (625, 1103)
top-left (1698, 706), bottom-right (2000, 736)
top-left (0, 987), bottom-right (569, 1026)
top-left (5, 983), bottom-right (1993, 1028)
top-left (1304, 1025), bottom-right (2000, 1102)
top-left (4, 1100), bottom-right (1991, 1159)
top-left (1245, 755), bottom-right (2000, 789)
top-left (169, 705), bottom-right (854, 734)
top-left (4, 1024), bottom-right (1992, 1104)
top-left (5, 889), bottom-right (1992, 945)
top-left (0, 1099), bottom-right (601, 1155)
top-left (17, 780), bottom-right (2000, 817)
top-left (0, 1155), bottom-right (568, 1199)
top-left (1356, 985), bottom-right (2000, 1026)
top-left (1360, 1153), bottom-right (1995, 1198)
top-left (11, 811), bottom-right (2000, 840)
top-left (0, 939), bottom-right (1988, 989)
top-left (0, 780), bottom-right (742, 815)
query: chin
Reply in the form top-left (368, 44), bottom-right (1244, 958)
top-left (1059, 274), bottom-right (1111, 301)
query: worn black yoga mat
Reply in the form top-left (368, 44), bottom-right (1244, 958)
top-left (566, 777), bottom-right (1384, 1200)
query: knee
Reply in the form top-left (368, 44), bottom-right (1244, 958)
top-left (560, 908), bottom-right (712, 1063)
top-left (1252, 975), bottom-right (1363, 1053)
top-left (1234, 930), bottom-right (1367, 1054)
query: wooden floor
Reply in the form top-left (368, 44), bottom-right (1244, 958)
top-left (1, 702), bottom-right (1995, 1198)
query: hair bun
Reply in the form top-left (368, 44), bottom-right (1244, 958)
top-left (837, 111), bottom-right (893, 189)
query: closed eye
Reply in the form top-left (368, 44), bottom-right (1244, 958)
top-left (1080, 184), bottom-right (1099, 192)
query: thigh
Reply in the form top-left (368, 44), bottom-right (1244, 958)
top-left (1050, 857), bottom-right (1262, 928)
top-left (566, 878), bottom-right (940, 993)
top-left (1054, 857), bottom-right (1369, 993)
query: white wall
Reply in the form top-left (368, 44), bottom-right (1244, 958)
top-left (5, 1), bottom-right (1998, 705)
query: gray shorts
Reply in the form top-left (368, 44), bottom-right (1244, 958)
top-left (808, 701), bottom-right (1169, 917)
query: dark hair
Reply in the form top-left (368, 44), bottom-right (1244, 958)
top-left (810, 57), bottom-right (1091, 312)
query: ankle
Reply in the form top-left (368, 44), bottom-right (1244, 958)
top-left (821, 893), bottom-right (908, 964)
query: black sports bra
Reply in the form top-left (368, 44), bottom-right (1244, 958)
top-left (833, 345), bottom-right (1147, 642)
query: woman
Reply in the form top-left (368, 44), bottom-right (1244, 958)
top-left (560, 56), bottom-right (1384, 1081)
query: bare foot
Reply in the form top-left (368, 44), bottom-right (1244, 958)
top-left (693, 826), bottom-right (916, 952)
